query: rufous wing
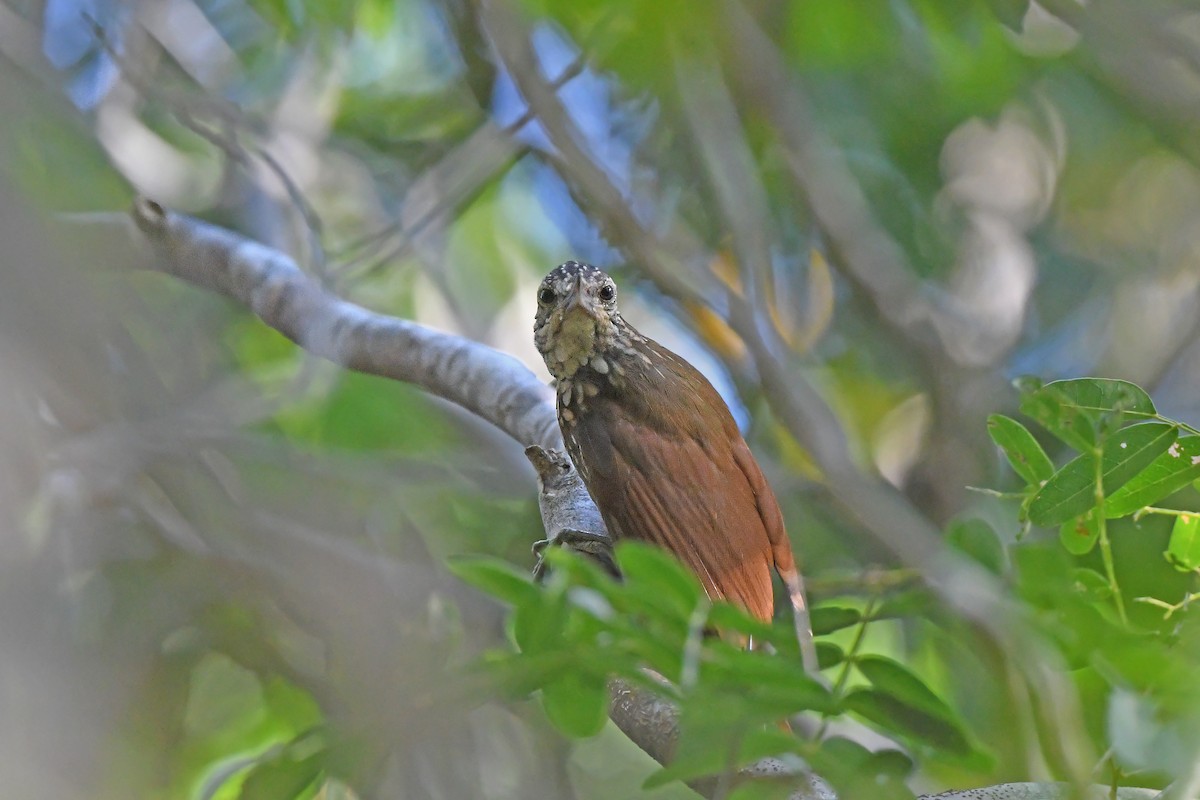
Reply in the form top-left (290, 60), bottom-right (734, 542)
top-left (566, 397), bottom-right (776, 621)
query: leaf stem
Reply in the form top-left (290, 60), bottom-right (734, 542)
top-left (1135, 577), bottom-right (1200, 619)
top-left (1093, 445), bottom-right (1127, 624)
top-left (1134, 506), bottom-right (1195, 521)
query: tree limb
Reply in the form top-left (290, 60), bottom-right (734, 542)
top-left (130, 197), bottom-right (560, 452)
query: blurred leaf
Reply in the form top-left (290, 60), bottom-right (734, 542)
top-left (615, 542), bottom-right (705, 620)
top-left (275, 372), bottom-right (455, 454)
top-left (806, 737), bottom-right (916, 800)
top-left (867, 748), bottom-right (915, 778)
top-left (446, 556), bottom-right (539, 607)
top-left (1106, 436), bottom-right (1200, 518)
top-left (541, 670), bottom-right (608, 738)
top-left (701, 646), bottom-right (835, 716)
top-left (1071, 567), bottom-right (1112, 601)
top-left (787, 0), bottom-right (897, 69)
top-left (238, 737), bottom-right (324, 800)
top-left (510, 594), bottom-right (569, 654)
top-left (841, 688), bottom-right (973, 757)
top-left (873, 591), bottom-right (936, 620)
top-left (727, 780), bottom-right (798, 800)
top-left (920, 1), bottom-right (1022, 120)
top-left (987, 414), bottom-right (1054, 485)
top-left (810, 606), bottom-right (861, 635)
top-left (1165, 513), bottom-right (1200, 573)
top-left (946, 518), bottom-right (1005, 574)
top-left (185, 654), bottom-right (265, 740)
top-left (707, 601), bottom-right (777, 643)
top-left (816, 641), bottom-right (845, 669)
top-left (855, 656), bottom-right (956, 723)
top-left (1059, 510), bottom-right (1100, 556)
top-left (336, 87), bottom-right (482, 148)
top-left (226, 317), bottom-right (300, 376)
top-left (646, 717), bottom-right (799, 789)
top-left (474, 650), bottom-right (575, 698)
top-left (1028, 423), bottom-right (1177, 526)
top-left (247, 0), bottom-right (367, 36)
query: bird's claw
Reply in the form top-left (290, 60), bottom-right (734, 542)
top-left (532, 529), bottom-right (619, 581)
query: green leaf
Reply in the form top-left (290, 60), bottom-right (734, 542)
top-left (946, 518), bottom-right (1005, 574)
top-left (1106, 436), bottom-right (1200, 518)
top-left (185, 654), bottom-right (264, 740)
top-left (867, 749), bottom-right (915, 778)
top-left (810, 606), bottom-right (862, 635)
top-left (808, 737), bottom-right (918, 800)
top-left (1028, 452), bottom-right (1094, 526)
top-left (873, 590), bottom-right (935, 620)
top-left (646, 717), bottom-right (800, 788)
top-left (987, 414), bottom-right (1054, 485)
top-left (816, 642), bottom-right (845, 669)
top-left (1166, 513), bottom-right (1200, 572)
top-left (841, 688), bottom-right (972, 755)
top-left (1059, 510), bottom-right (1100, 556)
top-left (855, 656), bottom-right (955, 722)
top-left (238, 748), bottom-right (323, 800)
top-left (510, 592), bottom-right (568, 654)
top-left (541, 670), bottom-right (608, 738)
top-left (475, 650), bottom-right (575, 698)
top-left (615, 542), bottom-right (705, 619)
top-left (1019, 378), bottom-right (1157, 450)
top-left (701, 646), bottom-right (835, 716)
top-left (1071, 568), bottom-right (1113, 601)
top-left (446, 557), bottom-right (538, 606)
top-left (707, 601), bottom-right (777, 642)
top-left (1028, 423), bottom-right (1178, 526)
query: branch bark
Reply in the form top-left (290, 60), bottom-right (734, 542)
top-left (130, 197), bottom-right (560, 452)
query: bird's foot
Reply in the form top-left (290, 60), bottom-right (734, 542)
top-left (532, 529), bottom-right (619, 581)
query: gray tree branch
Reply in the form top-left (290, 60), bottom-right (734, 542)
top-left (130, 197), bottom-right (561, 453)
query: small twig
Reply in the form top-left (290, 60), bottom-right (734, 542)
top-left (1133, 506), bottom-right (1196, 521)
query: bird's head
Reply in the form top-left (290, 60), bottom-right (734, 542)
top-left (534, 261), bottom-right (623, 381)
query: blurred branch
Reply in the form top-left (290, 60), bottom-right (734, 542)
top-left (1039, 0), bottom-right (1200, 148)
top-left (336, 55), bottom-right (588, 284)
top-left (718, 1), bottom-right (1012, 519)
top-left (84, 15), bottom-right (327, 276)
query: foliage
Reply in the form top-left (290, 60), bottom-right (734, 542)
top-left (447, 376), bottom-right (1200, 797)
top-left (452, 544), bottom-right (985, 799)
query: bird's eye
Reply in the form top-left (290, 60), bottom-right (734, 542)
top-left (538, 286), bottom-right (556, 305)
top-left (598, 283), bottom-right (616, 302)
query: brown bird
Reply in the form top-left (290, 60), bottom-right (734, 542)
top-left (533, 261), bottom-right (817, 672)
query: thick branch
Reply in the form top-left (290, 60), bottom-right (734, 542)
top-left (130, 197), bottom-right (560, 452)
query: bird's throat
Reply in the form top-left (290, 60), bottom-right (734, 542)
top-left (548, 309), bottom-right (601, 380)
